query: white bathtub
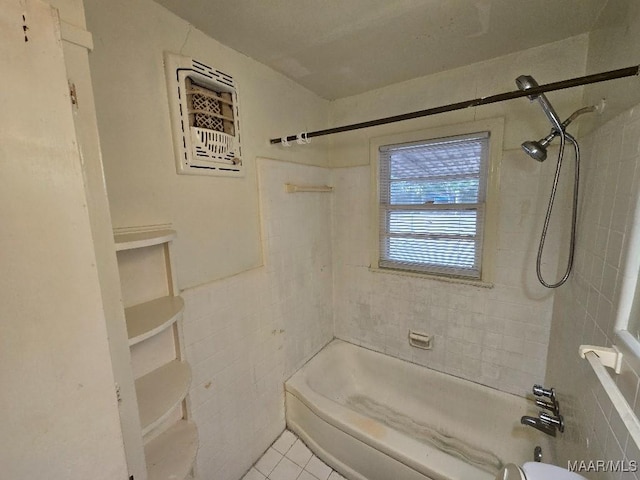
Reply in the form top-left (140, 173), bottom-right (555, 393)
top-left (285, 340), bottom-right (552, 480)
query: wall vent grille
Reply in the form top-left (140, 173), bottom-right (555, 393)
top-left (164, 52), bottom-right (243, 176)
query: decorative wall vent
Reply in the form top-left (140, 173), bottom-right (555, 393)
top-left (164, 52), bottom-right (243, 176)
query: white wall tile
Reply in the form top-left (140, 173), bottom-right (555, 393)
top-left (330, 161), bottom-right (554, 395)
top-left (178, 97), bottom-right (640, 480)
top-left (548, 103), bottom-right (640, 473)
top-left (181, 159), bottom-right (334, 479)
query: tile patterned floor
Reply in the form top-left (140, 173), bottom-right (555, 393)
top-left (242, 430), bottom-right (346, 480)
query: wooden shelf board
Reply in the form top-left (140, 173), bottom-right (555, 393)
top-left (114, 229), bottom-right (176, 251)
top-left (126, 296), bottom-right (184, 346)
top-left (136, 360), bottom-right (191, 436)
top-left (145, 420), bottom-right (198, 480)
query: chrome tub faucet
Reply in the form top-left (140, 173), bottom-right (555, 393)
top-left (521, 384), bottom-right (564, 436)
top-left (521, 415), bottom-right (558, 436)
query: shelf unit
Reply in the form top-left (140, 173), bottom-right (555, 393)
top-left (125, 296), bottom-right (185, 347)
top-left (145, 420), bottom-right (198, 480)
top-left (114, 228), bottom-right (197, 480)
top-left (115, 229), bottom-right (177, 251)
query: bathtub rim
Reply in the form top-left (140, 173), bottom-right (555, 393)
top-left (289, 337), bottom-right (535, 403)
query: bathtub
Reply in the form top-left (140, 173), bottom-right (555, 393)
top-left (285, 339), bottom-right (551, 480)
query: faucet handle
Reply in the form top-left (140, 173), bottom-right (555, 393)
top-left (539, 411), bottom-right (564, 433)
top-left (535, 398), bottom-right (560, 415)
top-left (533, 384), bottom-right (557, 403)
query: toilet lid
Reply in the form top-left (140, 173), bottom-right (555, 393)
top-left (495, 464), bottom-right (526, 480)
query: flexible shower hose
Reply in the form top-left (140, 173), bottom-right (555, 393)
top-left (535, 129), bottom-right (580, 288)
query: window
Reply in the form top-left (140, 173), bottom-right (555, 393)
top-left (615, 187), bottom-right (640, 360)
top-left (372, 120), bottom-right (502, 282)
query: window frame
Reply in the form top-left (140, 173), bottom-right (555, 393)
top-left (614, 195), bottom-right (640, 368)
top-left (370, 118), bottom-right (503, 285)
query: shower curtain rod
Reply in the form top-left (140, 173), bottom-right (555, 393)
top-left (270, 65), bottom-right (640, 145)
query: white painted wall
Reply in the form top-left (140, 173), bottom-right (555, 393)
top-left (84, 0), bottom-right (331, 290)
top-left (0, 1), bottom-right (128, 478)
top-left (181, 159), bottom-right (334, 479)
top-left (329, 35), bottom-right (589, 396)
top-left (83, 1), bottom-right (335, 478)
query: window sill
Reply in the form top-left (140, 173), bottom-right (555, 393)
top-left (369, 266), bottom-right (494, 288)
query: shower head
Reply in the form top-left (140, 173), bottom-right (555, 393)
top-left (515, 75), bottom-right (541, 100)
top-left (521, 130), bottom-right (557, 162)
top-left (520, 105), bottom-right (596, 162)
top-left (515, 75), bottom-right (563, 129)
top-left (522, 140), bottom-right (549, 162)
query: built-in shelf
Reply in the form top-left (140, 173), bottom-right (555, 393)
top-left (136, 360), bottom-right (191, 436)
top-left (125, 296), bottom-right (184, 346)
top-left (114, 229), bottom-right (176, 251)
top-left (114, 226), bottom-right (196, 478)
top-left (145, 420), bottom-right (198, 480)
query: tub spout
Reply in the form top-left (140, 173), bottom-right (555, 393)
top-left (521, 415), bottom-right (556, 437)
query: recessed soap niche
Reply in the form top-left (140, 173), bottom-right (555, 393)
top-left (164, 51), bottom-right (243, 177)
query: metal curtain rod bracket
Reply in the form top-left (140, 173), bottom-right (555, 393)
top-left (270, 65), bottom-right (640, 145)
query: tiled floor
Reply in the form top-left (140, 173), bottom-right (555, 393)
top-left (242, 430), bottom-right (346, 480)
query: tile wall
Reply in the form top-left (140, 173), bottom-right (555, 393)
top-left (181, 159), bottom-right (334, 480)
top-left (325, 34), bottom-right (589, 398)
top-left (547, 104), bottom-right (640, 479)
top-left (258, 159), bottom-right (334, 377)
top-left (176, 108), bottom-right (640, 480)
top-left (331, 145), bottom-right (570, 396)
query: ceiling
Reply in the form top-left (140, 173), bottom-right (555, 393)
top-left (153, 0), bottom-right (609, 100)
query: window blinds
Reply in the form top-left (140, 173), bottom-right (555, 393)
top-left (378, 132), bottom-right (490, 278)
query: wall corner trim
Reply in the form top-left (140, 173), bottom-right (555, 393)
top-left (60, 21), bottom-right (93, 51)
